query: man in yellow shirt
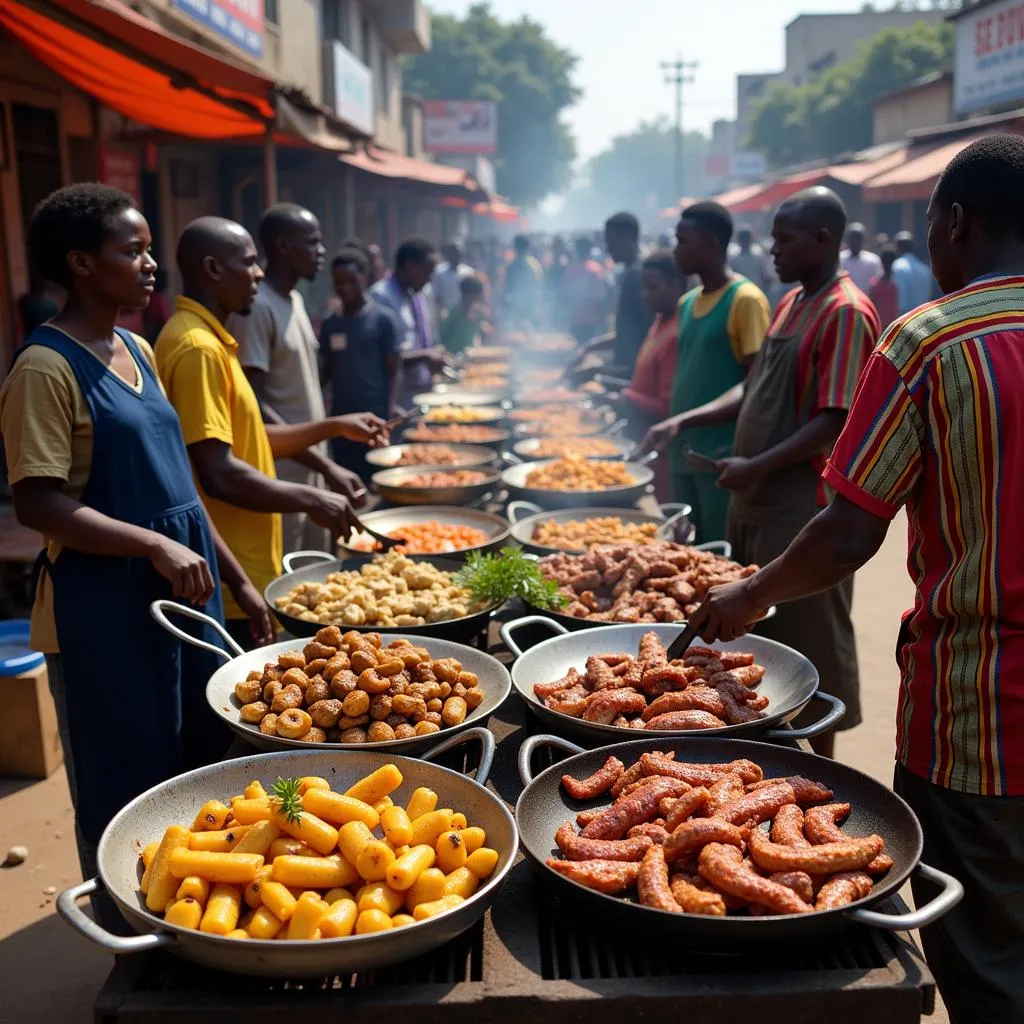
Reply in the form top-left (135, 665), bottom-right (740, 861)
top-left (156, 216), bottom-right (386, 646)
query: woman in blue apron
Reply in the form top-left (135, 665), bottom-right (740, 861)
top-left (0, 184), bottom-right (270, 927)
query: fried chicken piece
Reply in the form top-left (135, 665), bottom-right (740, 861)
top-left (580, 688), bottom-right (648, 725)
top-left (555, 822), bottom-right (653, 862)
top-left (545, 858), bottom-right (641, 894)
top-left (746, 825), bottom-right (885, 874)
top-left (637, 845), bottom-right (682, 912)
top-left (670, 874), bottom-right (727, 916)
top-left (815, 871), bottom-right (874, 910)
top-left (561, 756), bottom-right (625, 799)
top-left (698, 843), bottom-right (813, 915)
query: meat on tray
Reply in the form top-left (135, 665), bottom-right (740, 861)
top-left (539, 542), bottom-right (757, 623)
top-left (533, 630), bottom-right (768, 731)
top-left (548, 753), bottom-right (892, 916)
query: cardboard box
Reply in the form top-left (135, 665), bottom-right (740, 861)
top-left (0, 661), bottom-right (63, 778)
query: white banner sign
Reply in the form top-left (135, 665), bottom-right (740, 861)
top-left (955, 0), bottom-right (1024, 115)
top-left (730, 152), bottom-right (767, 180)
top-left (424, 101), bottom-right (497, 155)
top-left (331, 41), bottom-right (374, 136)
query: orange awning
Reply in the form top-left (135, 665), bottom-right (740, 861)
top-left (863, 135), bottom-right (985, 203)
top-left (0, 0), bottom-right (274, 138)
top-left (826, 148), bottom-right (915, 186)
top-left (726, 170), bottom-right (826, 215)
top-left (712, 182), bottom-right (766, 209)
top-left (341, 148), bottom-right (484, 197)
top-left (474, 198), bottom-right (519, 223)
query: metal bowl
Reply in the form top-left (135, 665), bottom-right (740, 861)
top-left (400, 424), bottom-right (511, 454)
top-left (365, 443), bottom-right (499, 472)
top-left (415, 390), bottom-right (504, 407)
top-left (511, 409), bottom-right (619, 438)
top-left (372, 465), bottom-right (502, 506)
top-left (500, 457), bottom-right (656, 510)
top-left (338, 505), bottom-right (511, 560)
top-left (511, 436), bottom-right (635, 462)
top-left (422, 405), bottom-right (507, 428)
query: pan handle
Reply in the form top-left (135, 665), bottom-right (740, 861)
top-left (763, 691), bottom-right (846, 742)
top-left (606, 418), bottom-right (629, 437)
top-left (506, 500), bottom-right (542, 523)
top-left (846, 864), bottom-right (963, 931)
top-left (502, 451), bottom-right (524, 466)
top-left (149, 600), bottom-right (242, 661)
top-left (635, 449), bottom-right (659, 466)
top-left (421, 726), bottom-right (496, 787)
top-left (282, 550), bottom-right (335, 574)
top-left (500, 615), bottom-right (569, 658)
top-left (694, 539), bottom-right (733, 558)
top-left (57, 878), bottom-right (175, 955)
top-left (518, 734), bottom-right (586, 786)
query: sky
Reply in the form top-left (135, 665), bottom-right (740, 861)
top-left (428, 0), bottom-right (875, 162)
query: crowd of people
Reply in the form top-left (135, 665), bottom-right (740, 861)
top-left (2, 131), bottom-right (1024, 1022)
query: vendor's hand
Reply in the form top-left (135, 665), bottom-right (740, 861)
top-left (230, 578), bottom-right (274, 646)
top-left (689, 577), bottom-right (768, 643)
top-left (322, 461), bottom-right (367, 506)
top-left (639, 416), bottom-right (683, 456)
top-left (148, 537), bottom-right (215, 604)
top-left (331, 412), bottom-right (389, 447)
top-left (303, 489), bottom-right (362, 540)
top-left (715, 456), bottom-right (767, 491)
top-left (425, 346), bottom-right (453, 373)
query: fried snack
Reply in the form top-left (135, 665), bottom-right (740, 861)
top-left (663, 788), bottom-right (711, 832)
top-left (510, 405), bottom-right (609, 436)
top-left (405, 424), bottom-right (506, 444)
top-left (645, 710), bottom-right (727, 731)
top-left (524, 455), bottom-right (635, 492)
top-left (663, 819), bottom-right (745, 862)
top-left (460, 376), bottom-right (507, 390)
top-left (707, 774), bottom-right (747, 816)
top-left (580, 777), bottom-right (691, 841)
top-left (815, 871), bottom-right (874, 910)
top-left (424, 405), bottom-right (497, 423)
top-left (746, 825), bottom-right (885, 874)
top-left (544, 858), bottom-right (641, 894)
top-left (275, 550), bottom-right (487, 628)
top-left (715, 783), bottom-right (797, 828)
top-left (465, 345), bottom-right (510, 360)
top-left (233, 626), bottom-right (484, 744)
top-left (670, 874), bottom-right (727, 916)
top-left (561, 756), bottom-right (625, 800)
top-left (770, 804), bottom-right (812, 848)
top-left (766, 871), bottom-right (815, 905)
top-left (349, 520), bottom-right (489, 555)
top-left (393, 445), bottom-right (477, 467)
top-left (398, 469), bottom-right (488, 489)
top-left (637, 845), bottom-right (682, 913)
top-left (529, 438), bottom-right (623, 460)
top-left (641, 754), bottom-right (763, 788)
top-left (748, 776), bottom-right (834, 806)
top-left (803, 804), bottom-right (895, 876)
top-left (555, 822), bottom-right (653, 862)
top-left (532, 516), bottom-right (659, 551)
top-left (698, 843), bottom-right (813, 915)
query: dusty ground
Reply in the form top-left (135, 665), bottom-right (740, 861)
top-left (0, 514), bottom-right (948, 1022)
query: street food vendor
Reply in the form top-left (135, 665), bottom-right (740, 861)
top-left (688, 134), bottom-right (1024, 1024)
top-left (155, 217), bottom-right (387, 649)
top-left (0, 185), bottom-right (270, 926)
top-left (643, 187), bottom-right (878, 758)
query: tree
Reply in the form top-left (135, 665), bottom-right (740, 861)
top-left (747, 20), bottom-right (954, 166)
top-left (404, 3), bottom-right (580, 207)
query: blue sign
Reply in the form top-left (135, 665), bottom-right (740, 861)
top-left (172, 0), bottom-right (264, 59)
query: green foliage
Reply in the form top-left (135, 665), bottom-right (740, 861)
top-left (455, 544), bottom-right (566, 609)
top-left (271, 777), bottom-right (303, 824)
top-left (404, 3), bottom-right (580, 207)
top-left (747, 20), bottom-right (954, 166)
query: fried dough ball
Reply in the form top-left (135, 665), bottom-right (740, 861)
top-left (271, 684), bottom-right (304, 713)
top-left (235, 679), bottom-right (262, 704)
top-left (259, 712), bottom-right (279, 735)
top-left (276, 708), bottom-right (312, 739)
top-left (308, 699), bottom-right (343, 729)
top-left (240, 701), bottom-right (270, 723)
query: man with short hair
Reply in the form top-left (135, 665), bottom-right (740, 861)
top-left (728, 227), bottom-right (769, 290)
top-left (370, 238), bottom-right (447, 410)
top-left (839, 221), bottom-right (882, 292)
top-left (503, 233), bottom-right (544, 328)
top-left (432, 239), bottom-right (474, 319)
top-left (688, 133), bottom-right (1024, 1024)
top-left (892, 230), bottom-right (934, 314)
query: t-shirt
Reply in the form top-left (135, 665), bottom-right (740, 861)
top-left (892, 252), bottom-right (935, 315)
top-left (689, 278), bottom-right (771, 363)
top-left (318, 302), bottom-right (397, 419)
top-left (563, 259), bottom-right (607, 330)
top-left (868, 274), bottom-right (900, 329)
top-left (369, 277), bottom-right (433, 405)
top-left (0, 330), bottom-right (155, 652)
top-left (156, 296), bottom-right (282, 620)
top-left (440, 306), bottom-right (480, 357)
top-left (840, 249), bottom-right (883, 293)
top-left (824, 275), bottom-right (1024, 796)
top-left (613, 261), bottom-right (654, 375)
top-left (728, 245), bottom-right (769, 290)
top-left (432, 262), bottom-right (474, 315)
top-left (622, 311), bottom-right (679, 419)
top-left (769, 273), bottom-right (878, 504)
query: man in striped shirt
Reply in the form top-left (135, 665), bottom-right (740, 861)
top-left (689, 134), bottom-right (1024, 1023)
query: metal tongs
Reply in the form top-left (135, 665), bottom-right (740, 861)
top-left (665, 618), bottom-right (702, 661)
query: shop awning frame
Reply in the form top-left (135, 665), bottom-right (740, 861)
top-left (340, 146), bottom-right (487, 201)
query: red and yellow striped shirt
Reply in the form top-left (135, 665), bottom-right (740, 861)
top-left (825, 275), bottom-right (1024, 795)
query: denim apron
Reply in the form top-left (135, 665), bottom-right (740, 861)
top-left (21, 326), bottom-right (229, 847)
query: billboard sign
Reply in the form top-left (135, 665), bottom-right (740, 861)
top-left (730, 152), bottom-right (767, 180)
top-left (331, 41), bottom-right (374, 135)
top-left (172, 0), bottom-right (264, 59)
top-left (955, 0), bottom-right (1024, 115)
top-left (424, 100), bottom-right (497, 155)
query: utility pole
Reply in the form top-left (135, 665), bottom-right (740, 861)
top-left (661, 56), bottom-right (698, 203)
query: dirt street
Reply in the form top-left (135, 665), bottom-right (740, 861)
top-left (0, 514), bottom-right (948, 1022)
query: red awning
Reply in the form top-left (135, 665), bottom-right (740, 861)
top-left (727, 170), bottom-right (827, 215)
top-left (475, 198), bottom-right (519, 223)
top-left (0, 0), bottom-right (274, 138)
top-left (825, 147), bottom-right (914, 186)
top-left (341, 148), bottom-right (484, 196)
top-left (863, 135), bottom-right (985, 203)
top-left (712, 182), bottom-right (766, 210)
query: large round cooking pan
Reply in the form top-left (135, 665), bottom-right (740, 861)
top-left (365, 443), bottom-right (498, 472)
top-left (336, 507), bottom-right (510, 561)
top-left (415, 390), bottom-right (506, 408)
top-left (501, 455), bottom-right (657, 510)
top-left (58, 730), bottom-right (516, 976)
top-left (372, 465), bottom-right (501, 506)
top-left (150, 601), bottom-right (510, 754)
top-left (400, 423), bottom-right (511, 454)
top-left (510, 408), bottom-right (618, 438)
top-left (501, 618), bottom-right (842, 744)
top-left (421, 405), bottom-right (507, 427)
top-left (507, 500), bottom-right (695, 556)
top-left (511, 435), bottom-right (635, 462)
top-left (516, 733), bottom-right (962, 943)
top-left (514, 388), bottom-right (592, 407)
top-left (260, 551), bottom-right (501, 642)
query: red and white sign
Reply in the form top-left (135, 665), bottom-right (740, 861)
top-left (424, 101), bottom-right (497, 155)
top-left (955, 0), bottom-right (1024, 114)
top-left (99, 146), bottom-right (141, 206)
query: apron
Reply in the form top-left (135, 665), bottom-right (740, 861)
top-left (22, 325), bottom-right (229, 845)
top-left (726, 328), bottom-right (861, 729)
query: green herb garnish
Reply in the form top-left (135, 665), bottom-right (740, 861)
top-left (455, 544), bottom-right (567, 610)
top-left (270, 776), bottom-right (303, 824)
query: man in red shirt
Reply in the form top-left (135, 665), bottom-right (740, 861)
top-left (688, 134), bottom-right (1024, 1023)
top-left (867, 246), bottom-right (900, 329)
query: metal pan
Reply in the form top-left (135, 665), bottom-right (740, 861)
top-left (507, 501), bottom-right (695, 556)
top-left (58, 730), bottom-right (516, 976)
top-left (421, 405), bottom-right (507, 427)
top-left (514, 389), bottom-right (592, 407)
top-left (400, 423), bottom-right (511, 454)
top-left (372, 465), bottom-right (502, 506)
top-left (516, 733), bottom-right (962, 942)
top-left (501, 456), bottom-right (656, 510)
top-left (261, 551), bottom-right (501, 642)
top-left (511, 435), bottom-right (635, 462)
top-left (336, 506), bottom-right (511, 560)
top-left (150, 600), bottom-right (511, 755)
top-left (365, 443), bottom-right (499, 472)
top-left (415, 390), bottom-right (505, 408)
top-left (501, 618), bottom-right (842, 744)
top-left (510, 408), bottom-right (618, 438)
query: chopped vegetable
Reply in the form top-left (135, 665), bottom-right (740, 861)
top-left (271, 777), bottom-right (303, 825)
top-left (455, 545), bottom-right (567, 610)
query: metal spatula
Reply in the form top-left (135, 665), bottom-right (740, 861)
top-left (665, 618), bottom-right (702, 661)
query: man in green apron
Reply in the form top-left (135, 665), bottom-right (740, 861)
top-left (660, 203), bottom-right (771, 541)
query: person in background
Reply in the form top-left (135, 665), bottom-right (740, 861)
top-left (546, 234), bottom-right (570, 327)
top-left (441, 275), bottom-right (490, 357)
top-left (868, 246), bottom-right (900, 329)
top-left (157, 217), bottom-right (384, 647)
top-left (874, 231), bottom-right (890, 250)
top-left (370, 238), bottom-right (448, 410)
top-left (232, 203), bottom-right (364, 556)
top-left (141, 268), bottom-right (172, 342)
top-left (688, 134), bottom-right (1024, 1024)
top-left (0, 186), bottom-right (271, 926)
top-left (432, 239), bottom-right (474, 320)
top-left (366, 242), bottom-right (387, 287)
top-left (320, 247), bottom-right (400, 483)
top-left (728, 227), bottom-right (770, 291)
top-left (840, 221), bottom-right (882, 292)
top-left (503, 233), bottom-right (544, 328)
top-left (892, 230), bottom-right (935, 314)
top-left (564, 236), bottom-right (609, 344)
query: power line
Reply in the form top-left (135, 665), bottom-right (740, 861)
top-left (661, 56), bottom-right (698, 202)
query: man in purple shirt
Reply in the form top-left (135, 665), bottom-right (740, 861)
top-left (369, 238), bottom-right (449, 409)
